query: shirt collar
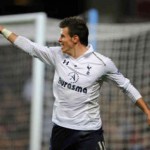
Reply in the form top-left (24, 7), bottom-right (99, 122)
top-left (83, 44), bottom-right (94, 56)
top-left (63, 44), bottom-right (94, 59)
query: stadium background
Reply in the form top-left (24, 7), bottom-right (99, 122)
top-left (0, 0), bottom-right (150, 150)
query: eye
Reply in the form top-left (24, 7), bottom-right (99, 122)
top-left (61, 34), bottom-right (65, 38)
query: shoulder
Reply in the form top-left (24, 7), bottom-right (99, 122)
top-left (92, 52), bottom-right (112, 65)
top-left (93, 52), bottom-right (118, 72)
top-left (48, 46), bottom-right (67, 60)
top-left (48, 46), bottom-right (61, 53)
top-left (48, 46), bottom-right (62, 56)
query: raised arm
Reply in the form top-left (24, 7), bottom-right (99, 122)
top-left (0, 25), bottom-right (56, 66)
top-left (0, 25), bottom-right (18, 43)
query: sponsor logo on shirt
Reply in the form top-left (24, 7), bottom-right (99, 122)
top-left (68, 72), bottom-right (79, 83)
top-left (58, 77), bottom-right (87, 94)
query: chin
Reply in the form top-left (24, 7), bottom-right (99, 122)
top-left (61, 48), bottom-right (70, 55)
top-left (62, 50), bottom-right (67, 54)
top-left (61, 48), bottom-right (67, 53)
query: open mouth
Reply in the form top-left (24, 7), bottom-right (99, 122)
top-left (60, 44), bottom-right (65, 49)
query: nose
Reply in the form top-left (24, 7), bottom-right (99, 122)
top-left (58, 37), bottom-right (62, 43)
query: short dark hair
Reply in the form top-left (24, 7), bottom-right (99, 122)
top-left (59, 16), bottom-right (89, 46)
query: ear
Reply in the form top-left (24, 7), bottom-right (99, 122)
top-left (72, 35), bottom-right (79, 44)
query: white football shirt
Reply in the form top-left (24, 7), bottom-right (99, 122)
top-left (14, 36), bottom-right (142, 130)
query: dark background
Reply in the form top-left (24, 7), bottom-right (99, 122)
top-left (0, 0), bottom-right (150, 22)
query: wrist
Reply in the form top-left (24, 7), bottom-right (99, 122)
top-left (1, 28), bottom-right (12, 38)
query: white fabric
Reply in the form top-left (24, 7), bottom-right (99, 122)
top-left (2, 28), bottom-right (12, 38)
top-left (14, 36), bottom-right (142, 130)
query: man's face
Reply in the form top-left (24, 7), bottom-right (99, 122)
top-left (58, 27), bottom-right (75, 55)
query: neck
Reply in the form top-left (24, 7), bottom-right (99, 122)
top-left (71, 44), bottom-right (88, 59)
